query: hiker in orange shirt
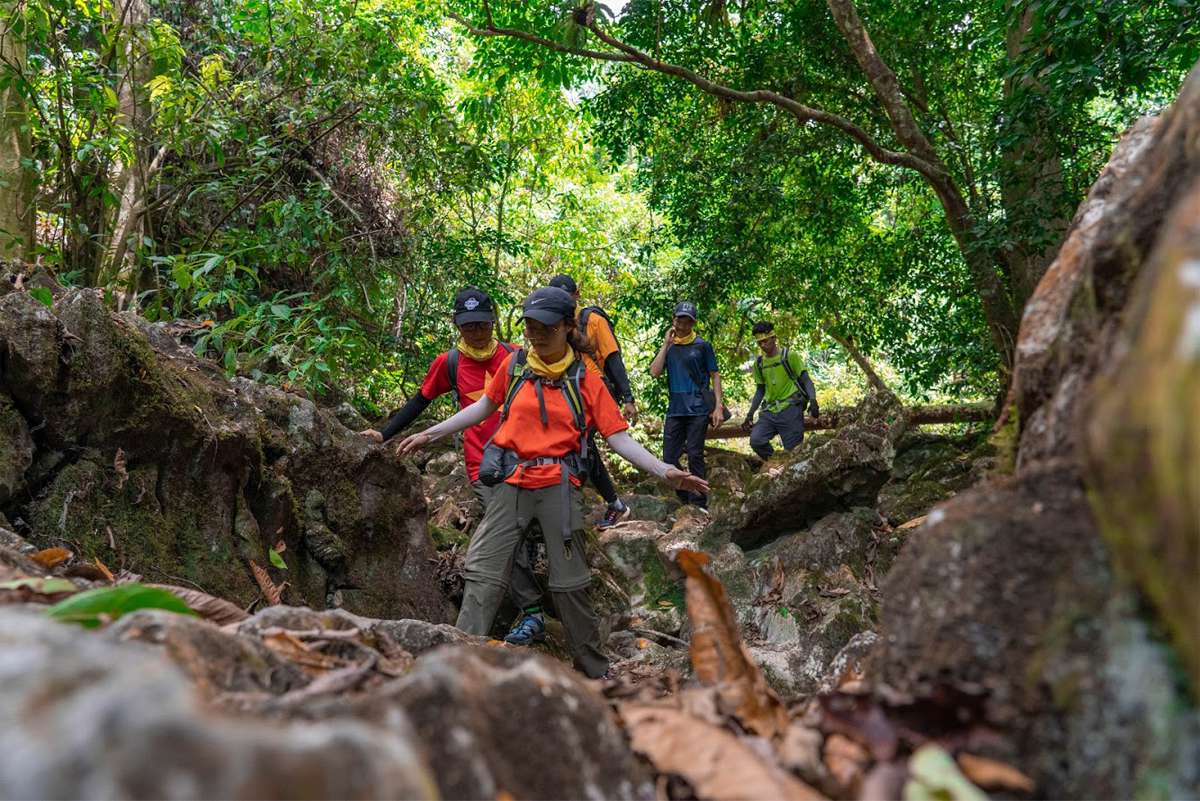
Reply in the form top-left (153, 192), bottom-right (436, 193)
top-left (397, 286), bottom-right (708, 678)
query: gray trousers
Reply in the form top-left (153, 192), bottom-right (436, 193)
top-left (471, 482), bottom-right (541, 611)
top-left (459, 482), bottom-right (608, 678)
top-left (749, 402), bottom-right (806, 459)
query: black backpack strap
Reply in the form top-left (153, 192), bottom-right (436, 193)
top-left (779, 347), bottom-right (809, 402)
top-left (499, 348), bottom-right (529, 422)
top-left (446, 348), bottom-right (461, 404)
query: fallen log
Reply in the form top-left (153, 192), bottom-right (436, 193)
top-left (643, 402), bottom-right (994, 440)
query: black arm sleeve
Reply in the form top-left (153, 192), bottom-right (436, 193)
top-left (379, 393), bottom-right (432, 441)
top-left (800, 370), bottom-right (818, 416)
top-left (747, 384), bottom-right (766, 419)
top-left (602, 350), bottom-right (635, 403)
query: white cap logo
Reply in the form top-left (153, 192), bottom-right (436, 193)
top-left (464, 298), bottom-right (479, 310)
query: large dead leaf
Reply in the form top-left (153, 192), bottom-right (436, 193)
top-left (31, 547), bottom-right (72, 569)
top-left (248, 559), bottom-right (283, 605)
top-left (957, 753), bottom-right (1034, 793)
top-left (677, 549), bottom-right (788, 739)
top-left (620, 704), bottom-right (825, 801)
top-left (149, 583), bottom-right (249, 626)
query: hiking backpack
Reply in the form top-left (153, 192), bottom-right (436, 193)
top-left (756, 347), bottom-right (811, 404)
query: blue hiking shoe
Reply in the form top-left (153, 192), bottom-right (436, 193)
top-left (596, 499), bottom-right (631, 530)
top-left (504, 612), bottom-right (546, 646)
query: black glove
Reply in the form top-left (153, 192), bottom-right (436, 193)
top-left (809, 400), bottom-right (820, 418)
top-left (742, 415), bottom-right (753, 429)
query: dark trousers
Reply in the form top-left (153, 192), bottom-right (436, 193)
top-left (587, 431), bottom-right (619, 505)
top-left (749, 403), bottom-right (806, 459)
top-left (663, 414), bottom-right (709, 508)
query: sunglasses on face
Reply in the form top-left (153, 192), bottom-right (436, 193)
top-left (459, 321), bottom-right (493, 333)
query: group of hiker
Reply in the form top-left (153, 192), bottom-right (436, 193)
top-left (359, 277), bottom-right (819, 679)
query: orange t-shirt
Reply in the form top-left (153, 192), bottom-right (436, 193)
top-left (485, 352), bottom-right (629, 489)
top-left (581, 310), bottom-right (619, 376)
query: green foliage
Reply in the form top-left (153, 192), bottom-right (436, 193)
top-left (7, 0), bottom-right (1196, 416)
top-left (47, 584), bottom-right (196, 628)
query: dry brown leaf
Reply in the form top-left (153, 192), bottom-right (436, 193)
top-left (148, 583), bottom-right (249, 626)
top-left (957, 753), bottom-right (1035, 793)
top-left (31, 547), bottom-right (72, 569)
top-left (897, 515), bottom-right (927, 530)
top-left (113, 448), bottom-right (128, 490)
top-left (93, 558), bottom-right (115, 583)
top-left (248, 559), bottom-right (282, 605)
top-left (261, 630), bottom-right (343, 673)
top-left (621, 704), bottom-right (826, 801)
top-left (677, 548), bottom-right (788, 739)
top-left (824, 734), bottom-right (869, 794)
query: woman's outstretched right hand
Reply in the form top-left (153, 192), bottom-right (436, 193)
top-left (395, 431), bottom-right (433, 456)
top-left (358, 428), bottom-right (384, 444)
top-left (665, 467), bottom-right (709, 495)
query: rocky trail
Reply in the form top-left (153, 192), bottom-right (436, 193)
top-left (2, 63), bottom-right (1200, 800)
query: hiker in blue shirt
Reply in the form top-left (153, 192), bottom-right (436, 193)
top-left (649, 301), bottom-right (724, 510)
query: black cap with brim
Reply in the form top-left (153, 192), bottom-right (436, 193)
top-left (453, 287), bottom-right (497, 325)
top-left (548, 273), bottom-right (578, 294)
top-left (522, 286), bottom-right (575, 325)
top-left (674, 301), bottom-right (698, 319)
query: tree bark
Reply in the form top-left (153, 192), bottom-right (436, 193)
top-left (0, 6), bottom-right (34, 261)
top-left (101, 0), bottom-right (152, 307)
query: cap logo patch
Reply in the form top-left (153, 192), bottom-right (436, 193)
top-left (464, 298), bottom-right (479, 310)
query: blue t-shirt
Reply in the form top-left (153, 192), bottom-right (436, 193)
top-left (665, 338), bottom-right (719, 417)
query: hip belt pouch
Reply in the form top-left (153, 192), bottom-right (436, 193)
top-left (477, 443), bottom-right (517, 487)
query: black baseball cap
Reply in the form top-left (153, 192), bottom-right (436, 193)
top-left (548, 274), bottom-right (578, 294)
top-left (522, 286), bottom-right (576, 325)
top-left (453, 287), bottom-right (496, 325)
top-left (674, 301), bottom-right (698, 320)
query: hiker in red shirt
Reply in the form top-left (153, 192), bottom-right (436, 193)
top-left (359, 287), bottom-right (541, 613)
top-left (396, 286), bottom-right (708, 679)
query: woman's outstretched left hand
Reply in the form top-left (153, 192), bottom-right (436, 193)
top-left (665, 467), bottom-right (709, 495)
top-left (395, 431), bottom-right (433, 456)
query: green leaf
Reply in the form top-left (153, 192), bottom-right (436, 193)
top-left (268, 547), bottom-right (288, 570)
top-left (904, 744), bottom-right (989, 801)
top-left (0, 577), bottom-right (77, 594)
top-left (29, 287), bottom-right (53, 308)
top-left (271, 303), bottom-right (291, 319)
top-left (47, 584), bottom-right (195, 628)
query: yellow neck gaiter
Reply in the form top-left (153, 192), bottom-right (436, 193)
top-left (457, 337), bottom-right (498, 361)
top-left (526, 346), bottom-right (576, 380)
top-left (673, 331), bottom-right (697, 346)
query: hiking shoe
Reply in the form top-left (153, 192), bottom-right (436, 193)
top-left (504, 613), bottom-right (545, 646)
top-left (597, 500), bottom-right (631, 529)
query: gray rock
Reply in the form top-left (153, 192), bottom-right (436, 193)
top-left (0, 290), bottom-right (443, 621)
top-left (0, 608), bottom-right (437, 799)
top-left (0, 396), bottom-right (32, 505)
top-left (372, 645), bottom-right (655, 801)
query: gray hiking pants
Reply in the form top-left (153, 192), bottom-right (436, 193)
top-left (471, 482), bottom-right (542, 612)
top-left (458, 482), bottom-right (608, 678)
top-left (750, 402), bottom-right (806, 459)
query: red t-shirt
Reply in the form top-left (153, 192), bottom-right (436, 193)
top-left (420, 344), bottom-right (515, 482)
top-left (484, 352), bottom-right (628, 489)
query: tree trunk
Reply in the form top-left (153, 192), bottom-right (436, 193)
top-left (0, 8), bottom-right (34, 261)
top-left (824, 0), bottom-right (1019, 371)
top-left (1000, 2), bottom-right (1071, 309)
top-left (100, 0), bottom-right (152, 307)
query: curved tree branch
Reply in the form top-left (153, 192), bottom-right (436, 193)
top-left (449, 10), bottom-right (939, 179)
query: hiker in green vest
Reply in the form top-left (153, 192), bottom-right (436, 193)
top-left (743, 321), bottom-right (819, 460)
